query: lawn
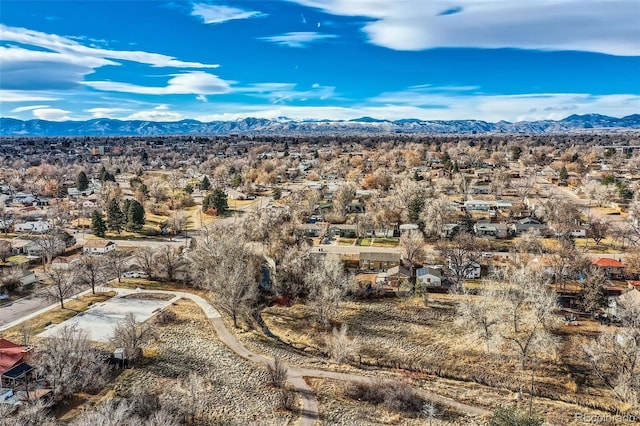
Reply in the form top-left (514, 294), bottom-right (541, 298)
top-left (359, 237), bottom-right (399, 247)
top-left (0, 291), bottom-right (116, 343)
top-left (338, 238), bottom-right (356, 245)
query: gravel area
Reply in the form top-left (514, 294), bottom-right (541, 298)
top-left (110, 299), bottom-right (295, 425)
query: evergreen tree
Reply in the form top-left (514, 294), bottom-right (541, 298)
top-left (559, 165), bottom-right (569, 183)
top-left (106, 199), bottom-right (124, 233)
top-left (126, 199), bottom-right (146, 231)
top-left (408, 196), bottom-right (424, 224)
top-left (200, 175), bottom-right (211, 191)
top-left (91, 210), bottom-right (106, 238)
top-left (203, 188), bottom-right (228, 215)
top-left (76, 171), bottom-right (89, 192)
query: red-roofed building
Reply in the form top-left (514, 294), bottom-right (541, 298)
top-left (629, 281), bottom-right (640, 290)
top-left (0, 338), bottom-right (31, 388)
top-left (591, 258), bottom-right (625, 278)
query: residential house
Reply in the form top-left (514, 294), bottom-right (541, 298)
top-left (298, 223), bottom-right (325, 238)
top-left (385, 265), bottom-right (411, 287)
top-left (15, 220), bottom-right (50, 233)
top-left (359, 252), bottom-right (400, 271)
top-left (8, 239), bottom-right (40, 257)
top-left (464, 199), bottom-right (495, 211)
top-left (83, 240), bottom-right (116, 255)
top-left (329, 224), bottom-right (357, 238)
top-left (449, 258), bottom-right (481, 279)
top-left (0, 339), bottom-right (32, 389)
top-left (591, 258), bottom-right (625, 279)
top-left (416, 266), bottom-right (443, 288)
top-left (569, 227), bottom-right (587, 238)
top-left (51, 256), bottom-right (79, 270)
top-left (511, 217), bottom-right (548, 236)
top-left (474, 221), bottom-right (508, 239)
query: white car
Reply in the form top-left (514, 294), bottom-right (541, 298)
top-left (123, 271), bottom-right (141, 278)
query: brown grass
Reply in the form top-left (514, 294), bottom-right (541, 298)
top-left (259, 294), bottom-right (631, 423)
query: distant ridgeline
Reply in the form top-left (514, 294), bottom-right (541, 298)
top-left (0, 114), bottom-right (639, 136)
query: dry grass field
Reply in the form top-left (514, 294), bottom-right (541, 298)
top-left (98, 299), bottom-right (296, 425)
top-left (257, 294), bottom-right (632, 424)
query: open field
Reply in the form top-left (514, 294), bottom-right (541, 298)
top-left (97, 299), bottom-right (296, 425)
top-left (258, 294), bottom-right (634, 423)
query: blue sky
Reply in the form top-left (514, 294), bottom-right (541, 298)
top-left (1, 0), bottom-right (639, 122)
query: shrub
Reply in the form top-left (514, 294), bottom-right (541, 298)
top-left (279, 389), bottom-right (297, 411)
top-left (488, 407), bottom-right (544, 426)
top-left (344, 379), bottom-right (423, 417)
top-left (267, 358), bottom-right (287, 388)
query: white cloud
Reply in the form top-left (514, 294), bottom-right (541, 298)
top-left (0, 90), bottom-right (60, 102)
top-left (193, 92), bottom-right (640, 122)
top-left (236, 82), bottom-right (336, 103)
top-left (10, 105), bottom-right (51, 113)
top-left (196, 94), bottom-right (208, 102)
top-left (191, 3), bottom-right (265, 24)
top-left (126, 105), bottom-right (183, 121)
top-left (258, 31), bottom-right (338, 48)
top-left (0, 24), bottom-right (219, 68)
top-left (290, 0), bottom-right (640, 56)
top-left (86, 107), bottom-right (133, 118)
top-left (83, 71), bottom-right (232, 95)
top-left (32, 108), bottom-right (71, 121)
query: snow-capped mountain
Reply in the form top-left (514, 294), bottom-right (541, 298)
top-left (0, 114), bottom-right (638, 136)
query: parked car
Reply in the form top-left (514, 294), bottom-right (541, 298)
top-left (123, 271), bottom-right (141, 278)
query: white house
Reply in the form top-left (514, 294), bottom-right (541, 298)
top-left (416, 266), bottom-right (443, 288)
top-left (82, 200), bottom-right (98, 209)
top-left (448, 259), bottom-right (481, 279)
top-left (51, 256), bottom-right (80, 270)
top-left (15, 220), bottom-right (50, 233)
top-left (83, 240), bottom-right (116, 255)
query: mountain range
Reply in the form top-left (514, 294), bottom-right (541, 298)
top-left (1, 114), bottom-right (639, 137)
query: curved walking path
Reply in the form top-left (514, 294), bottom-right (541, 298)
top-left (140, 289), bottom-right (489, 424)
top-left (3, 287), bottom-right (489, 424)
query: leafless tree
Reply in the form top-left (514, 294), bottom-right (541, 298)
top-left (106, 250), bottom-right (128, 283)
top-left (272, 242), bottom-right (312, 300)
top-left (154, 245), bottom-right (185, 282)
top-left (190, 223), bottom-right (259, 328)
top-left (111, 312), bottom-right (154, 364)
top-left (587, 219), bottom-right (610, 246)
top-left (44, 266), bottom-right (77, 309)
top-left (584, 292), bottom-right (640, 407)
top-left (421, 195), bottom-right (455, 239)
top-left (456, 285), bottom-right (502, 353)
top-left (495, 266), bottom-right (559, 370)
top-left (34, 325), bottom-right (109, 400)
top-left (35, 229), bottom-right (66, 273)
top-left (0, 399), bottom-right (55, 426)
top-left (304, 254), bottom-right (353, 326)
top-left (399, 230), bottom-right (425, 266)
top-left (77, 254), bottom-right (107, 294)
top-left (326, 323), bottom-right (359, 363)
top-left (134, 247), bottom-right (156, 280)
top-left (437, 232), bottom-right (483, 292)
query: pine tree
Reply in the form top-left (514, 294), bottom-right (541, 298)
top-left (106, 199), bottom-right (124, 233)
top-left (126, 200), bottom-right (146, 231)
top-left (203, 188), bottom-right (228, 215)
top-left (91, 210), bottom-right (106, 238)
top-left (200, 176), bottom-right (211, 191)
top-left (76, 171), bottom-right (89, 192)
